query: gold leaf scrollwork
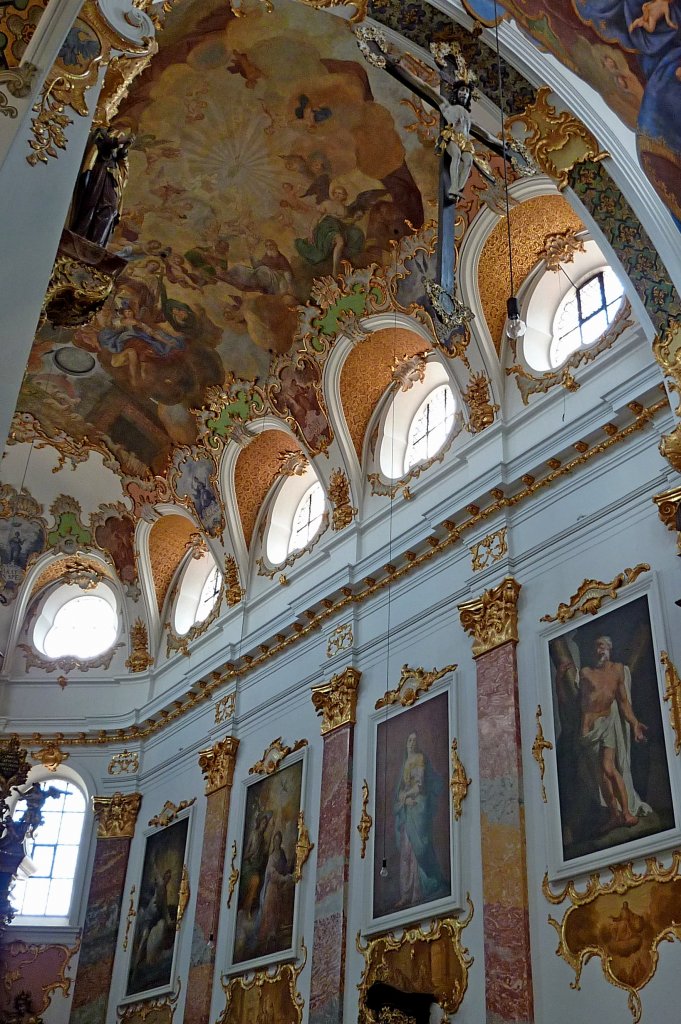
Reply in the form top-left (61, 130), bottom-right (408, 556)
top-left (462, 372), bottom-right (498, 433)
top-left (661, 651), bottom-right (681, 755)
top-left (117, 979), bottom-right (181, 1024)
top-left (375, 663), bottom-right (456, 710)
top-left (122, 885), bottom-right (136, 951)
top-left (311, 667), bottom-right (361, 735)
top-left (218, 943), bottom-right (306, 1024)
top-left (176, 865), bottom-right (190, 928)
top-left (532, 705), bottom-right (553, 803)
top-left (542, 854), bottom-right (681, 1023)
top-left (147, 798), bottom-right (196, 829)
top-left (199, 736), bottom-right (240, 794)
top-left (227, 841), bottom-right (239, 909)
top-left (538, 229), bottom-right (586, 271)
top-left (539, 564), bottom-right (650, 623)
top-left (214, 692), bottom-right (236, 725)
top-left (450, 739), bottom-right (470, 821)
top-left (249, 737), bottom-right (307, 776)
top-left (326, 622), bottom-right (353, 658)
top-left (470, 527), bottom-right (507, 572)
top-left (108, 749), bottom-right (139, 775)
top-left (329, 469), bottom-right (357, 531)
top-left (125, 618), bottom-right (154, 673)
top-left (506, 87), bottom-right (608, 190)
top-left (357, 779), bottom-right (372, 859)
top-left (458, 577), bottom-right (521, 658)
top-left (94, 792), bottom-right (142, 839)
top-left (298, 0), bottom-right (367, 21)
top-left (31, 741), bottom-right (69, 772)
top-left (356, 906), bottom-right (474, 1022)
top-left (294, 811), bottom-right (314, 883)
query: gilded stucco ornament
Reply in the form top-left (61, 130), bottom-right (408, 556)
top-left (651, 321), bottom-right (681, 454)
top-left (218, 943), bottom-right (306, 1024)
top-left (356, 906), bottom-right (473, 1022)
top-left (249, 737), bottom-right (307, 775)
top-left (329, 469), bottom-right (357, 531)
top-left (93, 791), bottom-right (142, 839)
top-left (470, 527), bottom-right (507, 571)
top-left (391, 352), bottom-right (427, 391)
top-left (450, 739), bottom-right (470, 820)
top-left (198, 736), bottom-right (239, 794)
top-left (256, 512), bottom-right (329, 578)
top-left (41, 233), bottom-right (127, 328)
top-left (539, 229), bottom-right (586, 272)
top-left (293, 811), bottom-right (314, 883)
top-left (122, 885), bottom-right (136, 950)
top-left (176, 865), bottom-right (190, 928)
top-left (148, 798), bottom-right (195, 829)
top-left (0, 62), bottom-right (37, 119)
top-left (532, 705), bottom-right (553, 803)
top-left (543, 854), bottom-right (681, 1023)
top-left (311, 666), bottom-right (361, 735)
top-left (214, 693), bottom-right (236, 725)
top-left (116, 980), bottom-right (181, 1024)
top-left (539, 564), bottom-right (650, 623)
top-left (326, 622), bottom-right (353, 657)
top-left (653, 484), bottom-right (681, 553)
top-left (18, 642), bottom-right (124, 674)
top-left (108, 749), bottom-right (139, 775)
top-left (298, 0), bottom-right (367, 23)
top-left (660, 651), bottom-right (681, 755)
top-left (368, 418), bottom-right (461, 499)
top-left (462, 372), bottom-right (498, 432)
top-left (506, 87), bottom-right (608, 190)
top-left (458, 577), bottom-right (521, 658)
top-left (357, 779), bottom-right (372, 859)
top-left (125, 619), bottom-right (153, 673)
top-left (227, 841), bottom-right (239, 909)
top-left (31, 741), bottom-right (69, 773)
top-left (375, 663), bottom-right (456, 710)
top-left (2, 934), bottom-right (81, 1013)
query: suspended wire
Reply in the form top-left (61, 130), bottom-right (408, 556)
top-left (492, 0), bottom-right (514, 298)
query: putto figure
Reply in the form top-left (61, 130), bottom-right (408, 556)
top-left (70, 127), bottom-right (134, 248)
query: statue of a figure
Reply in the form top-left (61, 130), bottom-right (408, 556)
top-left (357, 29), bottom-right (533, 203)
top-left (69, 127), bottom-right (134, 248)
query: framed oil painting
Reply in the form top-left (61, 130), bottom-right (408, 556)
top-left (541, 586), bottom-right (680, 880)
top-left (227, 747), bottom-right (307, 974)
top-left (365, 680), bottom-right (461, 935)
top-left (124, 811), bottom-right (191, 1002)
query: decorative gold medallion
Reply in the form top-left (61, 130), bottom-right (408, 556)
top-left (31, 741), bottom-right (69, 773)
top-left (249, 737), bottom-right (307, 776)
top-left (450, 739), bottom-right (471, 820)
top-left (375, 663), bottom-right (456, 710)
top-left (543, 854), bottom-right (681, 1022)
top-left (458, 577), bottom-right (521, 657)
top-left (311, 667), bottom-right (361, 735)
top-left (540, 564), bottom-right (649, 623)
top-left (532, 705), bottom-right (553, 803)
top-left (294, 811), bottom-right (314, 882)
top-left (147, 798), bottom-right (196, 829)
top-left (357, 779), bottom-right (372, 859)
top-left (356, 906), bottom-right (473, 1022)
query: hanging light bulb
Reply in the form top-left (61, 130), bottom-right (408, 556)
top-left (506, 296), bottom-right (526, 340)
top-left (380, 858), bottom-right (389, 878)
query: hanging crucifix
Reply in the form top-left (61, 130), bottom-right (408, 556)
top-left (356, 27), bottom-right (534, 330)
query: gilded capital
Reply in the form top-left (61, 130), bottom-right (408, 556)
top-left (311, 666), bottom-right (361, 735)
top-left (93, 791), bottom-right (142, 839)
top-left (653, 485), bottom-right (681, 553)
top-left (198, 735), bottom-right (239, 794)
top-left (458, 577), bottom-right (521, 658)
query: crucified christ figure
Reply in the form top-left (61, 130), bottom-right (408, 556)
top-left (356, 28), bottom-right (534, 204)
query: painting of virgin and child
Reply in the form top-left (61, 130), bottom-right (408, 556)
top-left (232, 758), bottom-right (303, 969)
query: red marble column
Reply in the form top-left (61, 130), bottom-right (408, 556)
top-left (309, 667), bottom-right (361, 1024)
top-left (71, 792), bottom-right (142, 1024)
top-left (459, 578), bottom-right (534, 1024)
top-left (184, 735), bottom-right (239, 1024)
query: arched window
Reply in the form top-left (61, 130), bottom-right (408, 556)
top-left (173, 549), bottom-right (223, 636)
top-left (33, 581), bottom-right (119, 661)
top-left (289, 482), bottom-right (325, 554)
top-left (378, 360), bottom-right (459, 481)
top-left (265, 465), bottom-right (327, 566)
top-left (404, 384), bottom-right (455, 473)
top-left (11, 777), bottom-right (87, 921)
top-left (549, 267), bottom-right (624, 368)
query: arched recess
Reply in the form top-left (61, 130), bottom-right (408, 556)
top-left (4, 551), bottom-right (122, 676)
top-left (135, 508), bottom-right (200, 655)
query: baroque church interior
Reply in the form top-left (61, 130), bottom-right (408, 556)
top-left (1, 0), bottom-right (681, 1022)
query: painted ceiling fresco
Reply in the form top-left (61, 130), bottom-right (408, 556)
top-left (455, 0), bottom-right (681, 227)
top-left (17, 0), bottom-right (437, 478)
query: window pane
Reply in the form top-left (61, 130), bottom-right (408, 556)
top-left (577, 275), bottom-right (603, 318)
top-left (289, 482), bottom-right (324, 553)
top-left (603, 267), bottom-right (624, 304)
top-left (29, 845), bottom-right (55, 877)
top-left (11, 878), bottom-right (27, 913)
top-left (45, 879), bottom-right (73, 916)
top-left (32, 812), bottom-right (61, 845)
top-left (52, 845), bottom-right (79, 879)
top-left (44, 595), bottom-right (117, 659)
top-left (20, 877), bottom-right (50, 916)
top-left (405, 385), bottom-right (455, 472)
top-left (581, 309), bottom-right (608, 346)
top-left (58, 813), bottom-right (85, 845)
